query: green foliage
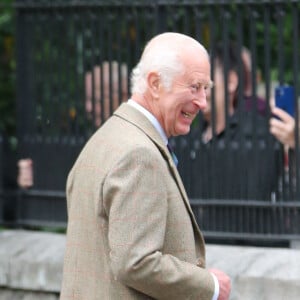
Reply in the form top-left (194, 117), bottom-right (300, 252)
top-left (254, 4), bottom-right (296, 85)
top-left (0, 0), bottom-right (16, 136)
top-left (0, 0), bottom-right (297, 139)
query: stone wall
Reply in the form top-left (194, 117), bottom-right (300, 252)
top-left (206, 244), bottom-right (300, 300)
top-left (0, 230), bottom-right (63, 300)
top-left (0, 230), bottom-right (299, 300)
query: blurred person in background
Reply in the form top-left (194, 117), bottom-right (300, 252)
top-left (201, 42), bottom-right (267, 143)
top-left (241, 47), bottom-right (297, 151)
top-left (196, 41), bottom-right (281, 201)
top-left (17, 61), bottom-right (128, 189)
top-left (241, 46), bottom-right (267, 116)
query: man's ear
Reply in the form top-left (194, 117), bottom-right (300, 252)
top-left (147, 71), bottom-right (160, 99)
top-left (228, 70), bottom-right (238, 94)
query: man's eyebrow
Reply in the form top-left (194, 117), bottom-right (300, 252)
top-left (194, 80), bottom-right (214, 88)
top-left (208, 80), bottom-right (214, 88)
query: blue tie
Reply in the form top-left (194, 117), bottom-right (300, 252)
top-left (167, 143), bottom-right (178, 167)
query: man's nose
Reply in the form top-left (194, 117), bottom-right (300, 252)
top-left (193, 96), bottom-right (207, 111)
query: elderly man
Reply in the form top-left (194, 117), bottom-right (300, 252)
top-left (60, 32), bottom-right (231, 300)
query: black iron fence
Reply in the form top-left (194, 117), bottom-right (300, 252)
top-left (1, 0), bottom-right (300, 244)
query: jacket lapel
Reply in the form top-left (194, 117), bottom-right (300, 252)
top-left (114, 103), bottom-right (203, 237)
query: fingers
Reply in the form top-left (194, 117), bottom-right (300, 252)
top-left (271, 107), bottom-right (293, 123)
top-left (209, 268), bottom-right (231, 300)
top-left (270, 107), bottom-right (295, 148)
top-left (269, 118), bottom-right (288, 141)
top-left (17, 159), bottom-right (34, 189)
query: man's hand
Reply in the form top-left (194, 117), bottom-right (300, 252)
top-left (209, 268), bottom-right (231, 300)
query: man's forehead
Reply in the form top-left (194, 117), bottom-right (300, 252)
top-left (186, 69), bottom-right (211, 82)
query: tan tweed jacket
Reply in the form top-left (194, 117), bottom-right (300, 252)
top-left (60, 103), bottom-right (215, 300)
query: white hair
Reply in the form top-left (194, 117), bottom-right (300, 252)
top-left (131, 49), bottom-right (183, 94)
top-left (130, 32), bottom-right (208, 95)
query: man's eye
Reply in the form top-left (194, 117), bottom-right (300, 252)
top-left (191, 84), bottom-right (200, 92)
top-left (190, 82), bottom-right (213, 93)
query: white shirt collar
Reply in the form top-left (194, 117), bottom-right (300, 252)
top-left (127, 99), bottom-right (168, 145)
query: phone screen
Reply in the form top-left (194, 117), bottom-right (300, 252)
top-left (275, 85), bottom-right (295, 117)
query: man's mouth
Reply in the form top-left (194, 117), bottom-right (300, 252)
top-left (182, 111), bottom-right (193, 119)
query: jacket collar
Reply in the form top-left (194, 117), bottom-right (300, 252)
top-left (114, 103), bottom-right (204, 239)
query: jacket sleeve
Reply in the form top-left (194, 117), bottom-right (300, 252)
top-left (103, 146), bottom-right (215, 300)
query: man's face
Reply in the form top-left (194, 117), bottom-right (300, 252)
top-left (155, 54), bottom-right (211, 137)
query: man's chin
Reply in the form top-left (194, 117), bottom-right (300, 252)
top-left (175, 127), bottom-right (191, 137)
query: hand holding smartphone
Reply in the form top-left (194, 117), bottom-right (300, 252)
top-left (275, 85), bottom-right (295, 117)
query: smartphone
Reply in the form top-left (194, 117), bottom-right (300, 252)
top-left (275, 85), bottom-right (295, 117)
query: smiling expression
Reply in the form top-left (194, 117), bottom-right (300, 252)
top-left (155, 51), bottom-right (212, 137)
